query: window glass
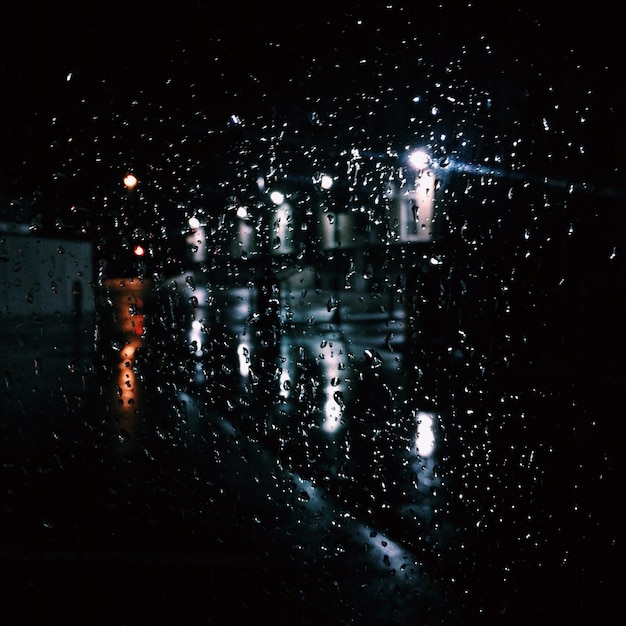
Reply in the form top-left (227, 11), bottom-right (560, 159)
top-left (1, 3), bottom-right (622, 624)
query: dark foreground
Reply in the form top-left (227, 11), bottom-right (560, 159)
top-left (1, 287), bottom-right (621, 625)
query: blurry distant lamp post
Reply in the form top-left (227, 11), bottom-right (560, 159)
top-left (404, 149), bottom-right (443, 413)
top-left (94, 171), bottom-right (150, 449)
top-left (231, 205), bottom-right (257, 259)
top-left (407, 149), bottom-right (435, 242)
top-left (186, 216), bottom-right (209, 265)
top-left (268, 188), bottom-right (296, 256)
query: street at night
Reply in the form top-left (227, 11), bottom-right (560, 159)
top-left (1, 2), bottom-right (623, 625)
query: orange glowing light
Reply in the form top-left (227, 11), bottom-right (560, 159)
top-left (123, 174), bottom-right (138, 189)
top-left (133, 244), bottom-right (145, 257)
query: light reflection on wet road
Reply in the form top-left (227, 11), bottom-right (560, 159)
top-left (93, 277), bottom-right (450, 622)
top-left (2, 273), bottom-right (617, 624)
top-left (0, 273), bottom-right (454, 623)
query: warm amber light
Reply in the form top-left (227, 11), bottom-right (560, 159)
top-left (123, 174), bottom-right (138, 189)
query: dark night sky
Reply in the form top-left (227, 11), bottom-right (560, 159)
top-left (0, 1), bottom-right (623, 215)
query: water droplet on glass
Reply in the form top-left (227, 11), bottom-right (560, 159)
top-left (364, 349), bottom-right (383, 368)
top-left (333, 391), bottom-right (345, 408)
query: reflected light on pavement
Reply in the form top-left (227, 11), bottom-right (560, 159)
top-left (237, 340), bottom-right (252, 378)
top-left (103, 277), bottom-right (150, 443)
top-left (319, 336), bottom-right (349, 434)
top-left (415, 411), bottom-right (436, 457)
top-left (117, 337), bottom-right (141, 424)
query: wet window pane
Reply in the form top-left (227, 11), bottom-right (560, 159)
top-left (1, 4), bottom-right (622, 624)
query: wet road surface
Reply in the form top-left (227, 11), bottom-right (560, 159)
top-left (0, 278), bottom-right (620, 625)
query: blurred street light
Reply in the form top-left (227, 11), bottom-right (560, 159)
top-left (320, 174), bottom-right (334, 190)
top-left (123, 173), bottom-right (138, 189)
top-left (407, 149), bottom-right (435, 241)
top-left (408, 149), bottom-right (432, 172)
top-left (270, 190), bottom-right (285, 205)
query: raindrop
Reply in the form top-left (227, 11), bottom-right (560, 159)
top-left (333, 391), bottom-right (345, 408)
top-left (364, 349), bottom-right (383, 368)
top-left (384, 333), bottom-right (394, 351)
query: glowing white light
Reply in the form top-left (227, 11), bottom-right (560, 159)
top-left (415, 411), bottom-right (436, 457)
top-left (408, 150), bottom-right (431, 171)
top-left (320, 174), bottom-right (334, 190)
top-left (237, 342), bottom-right (251, 377)
top-left (123, 174), bottom-right (138, 189)
top-left (279, 368), bottom-right (291, 400)
top-left (270, 190), bottom-right (285, 205)
top-left (236, 206), bottom-right (249, 219)
top-left (133, 244), bottom-right (145, 257)
top-left (189, 319), bottom-right (203, 357)
top-left (188, 216), bottom-right (201, 229)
